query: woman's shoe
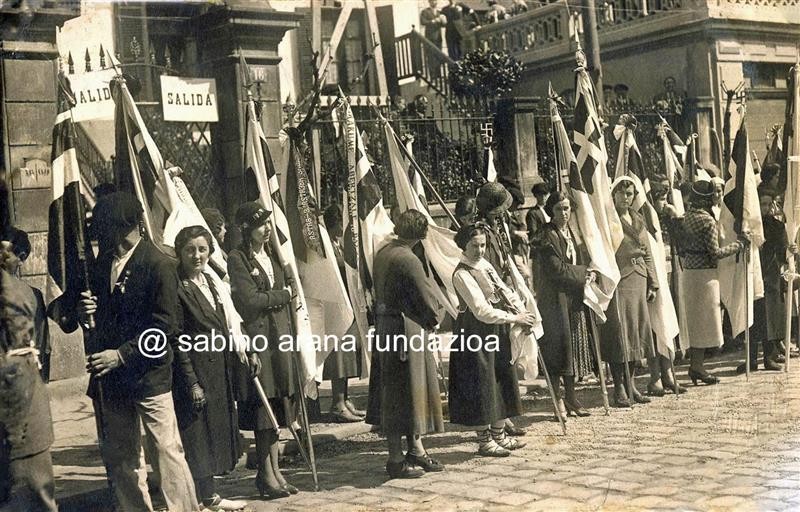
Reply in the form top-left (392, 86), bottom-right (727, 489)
top-left (203, 494), bottom-right (249, 511)
top-left (329, 407), bottom-right (363, 423)
top-left (255, 479), bottom-right (291, 500)
top-left (563, 398), bottom-right (591, 417)
top-left (631, 390), bottom-right (651, 404)
top-left (478, 440), bottom-right (511, 457)
top-left (661, 380), bottom-right (687, 394)
top-left (612, 390), bottom-right (631, 408)
top-left (405, 452), bottom-right (445, 472)
top-left (646, 383), bottom-right (665, 397)
top-left (386, 460), bottom-right (425, 479)
top-left (344, 399), bottom-right (366, 417)
top-left (280, 483), bottom-right (299, 495)
top-left (503, 424), bottom-right (526, 437)
top-left (763, 358), bottom-right (783, 371)
top-left (688, 369), bottom-right (719, 385)
top-left (553, 399), bottom-right (568, 422)
top-left (495, 436), bottom-right (526, 450)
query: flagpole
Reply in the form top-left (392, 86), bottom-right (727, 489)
top-left (783, 263), bottom-right (794, 374)
top-left (588, 312), bottom-right (610, 414)
top-left (372, 106), bottom-right (460, 228)
top-left (745, 246), bottom-right (751, 381)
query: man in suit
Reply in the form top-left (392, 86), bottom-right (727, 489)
top-left (441, 0), bottom-right (480, 60)
top-left (420, 0), bottom-right (446, 49)
top-left (525, 182), bottom-right (551, 251)
top-left (72, 192), bottom-right (198, 511)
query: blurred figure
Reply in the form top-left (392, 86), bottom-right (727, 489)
top-left (420, 0), bottom-right (446, 49)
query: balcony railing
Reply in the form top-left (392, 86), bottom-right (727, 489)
top-left (474, 0), bottom-right (800, 58)
top-left (395, 29), bottom-right (456, 97)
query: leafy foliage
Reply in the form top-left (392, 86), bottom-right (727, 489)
top-left (450, 49), bottom-right (523, 98)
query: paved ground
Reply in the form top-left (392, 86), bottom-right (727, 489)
top-left (52, 352), bottom-right (800, 511)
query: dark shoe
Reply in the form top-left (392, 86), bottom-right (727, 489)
top-left (763, 358), bottom-right (783, 371)
top-left (688, 369), bottom-right (719, 385)
top-left (255, 480), bottom-right (291, 500)
top-left (563, 398), bottom-right (591, 417)
top-left (631, 390), bottom-right (651, 404)
top-left (661, 380), bottom-right (687, 394)
top-left (612, 390), bottom-right (631, 408)
top-left (735, 362), bottom-right (758, 375)
top-left (280, 483), bottom-right (299, 495)
top-left (774, 354), bottom-right (786, 363)
top-left (504, 424), bottom-right (526, 436)
top-left (646, 383), bottom-right (665, 397)
top-left (329, 408), bottom-right (363, 423)
top-left (344, 399), bottom-right (366, 417)
top-left (405, 452), bottom-right (445, 472)
top-left (386, 460), bottom-right (425, 479)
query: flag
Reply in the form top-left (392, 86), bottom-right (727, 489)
top-left (384, 118), bottom-right (543, 378)
top-left (719, 117), bottom-right (765, 338)
top-left (710, 127), bottom-right (724, 173)
top-left (657, 122), bottom-right (686, 215)
top-left (333, 98), bottom-right (395, 374)
top-left (571, 61), bottom-right (623, 320)
top-left (46, 73), bottom-right (94, 321)
top-left (783, 64), bottom-right (800, 244)
top-left (281, 127), bottom-right (355, 381)
top-left (110, 76), bottom-right (226, 276)
top-left (404, 137), bottom-right (428, 206)
top-left (483, 145), bottom-right (497, 183)
top-left (244, 99), bottom-right (319, 396)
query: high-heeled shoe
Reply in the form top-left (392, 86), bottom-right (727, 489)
top-left (661, 380), bottom-right (687, 394)
top-left (563, 398), bottom-right (591, 417)
top-left (688, 369), bottom-right (719, 385)
top-left (281, 483), bottom-right (299, 495)
top-left (612, 390), bottom-right (631, 408)
top-left (255, 478), bottom-right (291, 500)
top-left (646, 383), bottom-right (665, 397)
top-left (631, 390), bottom-right (651, 404)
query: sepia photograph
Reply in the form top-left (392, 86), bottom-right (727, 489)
top-left (1, 0), bottom-right (799, 510)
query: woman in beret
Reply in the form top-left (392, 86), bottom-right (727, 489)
top-left (227, 202), bottom-right (299, 500)
top-left (172, 225), bottom-right (247, 511)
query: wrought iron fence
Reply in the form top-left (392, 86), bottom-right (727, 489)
top-left (316, 99), bottom-right (495, 209)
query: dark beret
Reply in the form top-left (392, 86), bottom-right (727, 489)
top-left (235, 201), bottom-right (271, 230)
top-left (92, 192), bottom-right (143, 236)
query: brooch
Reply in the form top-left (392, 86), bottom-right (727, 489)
top-left (250, 268), bottom-right (260, 277)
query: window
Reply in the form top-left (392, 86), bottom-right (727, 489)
top-left (742, 62), bottom-right (790, 90)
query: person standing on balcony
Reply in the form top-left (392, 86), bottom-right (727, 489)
top-left (442, 0), bottom-right (481, 60)
top-left (420, 0), bottom-right (447, 49)
top-left (511, 0), bottom-right (530, 16)
top-left (486, 0), bottom-right (509, 24)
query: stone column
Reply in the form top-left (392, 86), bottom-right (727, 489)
top-left (685, 96), bottom-right (716, 167)
top-left (194, 4), bottom-right (302, 221)
top-left (493, 97), bottom-right (541, 206)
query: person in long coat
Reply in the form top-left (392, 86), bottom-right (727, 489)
top-left (600, 178), bottom-right (658, 407)
top-left (227, 202), bottom-right (299, 500)
top-left (449, 223), bottom-right (536, 457)
top-left (534, 192), bottom-right (595, 419)
top-left (663, 180), bottom-right (745, 384)
top-left (172, 226), bottom-right (247, 511)
top-left (365, 209), bottom-right (445, 479)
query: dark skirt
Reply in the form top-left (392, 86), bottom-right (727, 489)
top-left (174, 352), bottom-right (241, 478)
top-left (448, 311), bottom-right (522, 426)
top-left (539, 298), bottom-right (594, 379)
top-left (752, 293), bottom-right (785, 343)
top-left (322, 336), bottom-right (362, 380)
top-left (233, 345), bottom-right (299, 432)
top-left (365, 313), bottom-right (444, 436)
top-left (600, 272), bottom-right (655, 363)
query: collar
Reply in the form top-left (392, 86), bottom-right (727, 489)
top-left (113, 238), bottom-right (141, 262)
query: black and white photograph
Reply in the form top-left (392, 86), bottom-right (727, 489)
top-left (1, 0), bottom-right (799, 510)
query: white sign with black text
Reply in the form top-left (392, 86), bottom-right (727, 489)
top-left (160, 76), bottom-right (219, 122)
top-left (68, 69), bottom-right (116, 122)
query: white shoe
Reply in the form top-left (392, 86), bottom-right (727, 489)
top-left (203, 494), bottom-right (248, 511)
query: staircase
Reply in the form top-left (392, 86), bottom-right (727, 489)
top-left (394, 30), bottom-right (456, 98)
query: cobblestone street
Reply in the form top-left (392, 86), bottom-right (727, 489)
top-left (51, 353), bottom-right (800, 511)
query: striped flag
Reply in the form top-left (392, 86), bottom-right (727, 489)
top-left (281, 127), bottom-right (355, 380)
top-left (46, 73), bottom-right (94, 319)
top-left (109, 76), bottom-right (226, 276)
top-left (571, 61), bottom-right (623, 321)
top-left (244, 99), bottom-right (319, 396)
top-left (404, 137), bottom-right (428, 206)
top-left (719, 117), bottom-right (765, 338)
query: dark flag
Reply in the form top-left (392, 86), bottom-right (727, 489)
top-left (284, 129), bottom-right (324, 262)
top-left (46, 73), bottom-right (94, 324)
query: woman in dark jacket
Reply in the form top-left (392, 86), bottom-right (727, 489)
top-left (534, 192), bottom-right (595, 420)
top-left (227, 202), bottom-right (298, 500)
top-left (365, 209), bottom-right (445, 479)
top-left (600, 178), bottom-right (658, 407)
top-left (449, 222), bottom-right (536, 457)
top-left (172, 226), bottom-right (246, 511)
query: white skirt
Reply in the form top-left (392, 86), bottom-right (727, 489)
top-left (680, 268), bottom-right (723, 348)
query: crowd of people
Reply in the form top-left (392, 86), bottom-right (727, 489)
top-left (1, 147), bottom-right (796, 511)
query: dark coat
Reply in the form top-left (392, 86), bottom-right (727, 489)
top-left (227, 246), bottom-right (298, 430)
top-left (365, 240), bottom-right (443, 436)
top-left (85, 241), bottom-right (179, 401)
top-left (525, 206), bottom-right (548, 250)
top-left (420, 6), bottom-right (444, 46)
top-left (173, 270), bottom-right (241, 478)
top-left (534, 224), bottom-right (592, 377)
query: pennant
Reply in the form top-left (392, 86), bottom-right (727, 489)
top-left (719, 117), bottom-right (765, 338)
top-left (46, 73), bottom-right (94, 321)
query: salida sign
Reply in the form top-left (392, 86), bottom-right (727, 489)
top-left (68, 69), bottom-right (116, 122)
top-left (160, 76), bottom-right (219, 122)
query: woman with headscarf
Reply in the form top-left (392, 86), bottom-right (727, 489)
top-left (449, 222), bottom-right (536, 457)
top-left (600, 178), bottom-right (658, 406)
top-left (172, 226), bottom-right (247, 511)
top-left (227, 202), bottom-right (299, 499)
top-left (663, 181), bottom-right (746, 384)
top-left (534, 191), bottom-right (596, 419)
top-left (365, 209), bottom-right (445, 479)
